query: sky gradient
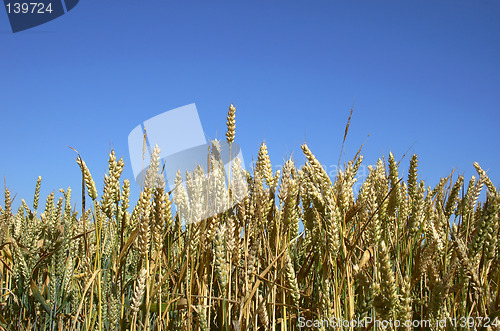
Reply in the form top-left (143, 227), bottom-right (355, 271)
top-left (1, 0), bottom-right (499, 210)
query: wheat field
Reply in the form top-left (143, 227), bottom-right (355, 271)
top-left (0, 104), bottom-right (499, 330)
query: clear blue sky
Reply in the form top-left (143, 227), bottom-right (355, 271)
top-left (1, 0), bottom-right (499, 211)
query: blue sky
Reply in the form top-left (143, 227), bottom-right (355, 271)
top-left (1, 0), bottom-right (499, 211)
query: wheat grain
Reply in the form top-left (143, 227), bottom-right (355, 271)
top-left (226, 103), bottom-right (236, 145)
